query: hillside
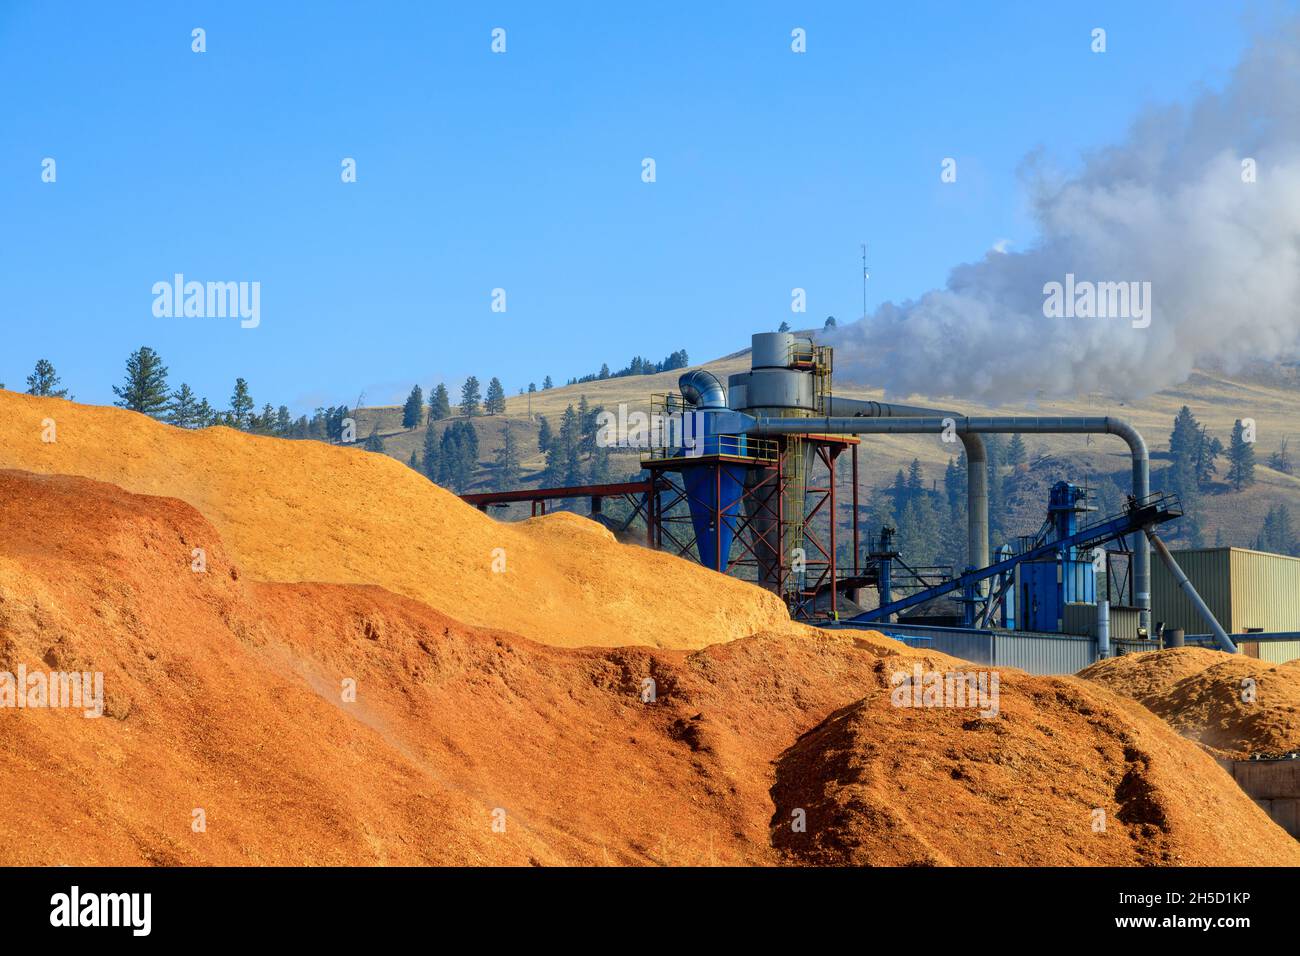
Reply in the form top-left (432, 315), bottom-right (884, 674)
top-left (359, 342), bottom-right (1300, 551)
top-left (2, 469), bottom-right (1296, 865)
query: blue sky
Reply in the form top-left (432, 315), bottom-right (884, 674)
top-left (0, 1), bottom-right (1273, 412)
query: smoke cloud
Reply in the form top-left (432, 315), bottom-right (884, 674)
top-left (827, 22), bottom-right (1300, 402)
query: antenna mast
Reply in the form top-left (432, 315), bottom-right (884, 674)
top-left (861, 242), bottom-right (870, 320)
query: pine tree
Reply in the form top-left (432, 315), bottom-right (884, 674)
top-left (778, 321), bottom-right (791, 332)
top-left (195, 398), bottom-right (214, 427)
top-left (542, 376), bottom-right (553, 390)
top-left (460, 376), bottom-right (482, 417)
top-left (906, 459), bottom-right (924, 498)
top-left (944, 458), bottom-right (962, 516)
top-left (899, 494), bottom-right (941, 569)
top-left (578, 396), bottom-right (595, 454)
top-left (485, 377), bottom-right (506, 415)
top-left (228, 378), bottom-right (254, 429)
top-left (256, 403), bottom-right (275, 433)
top-left (1007, 433), bottom-right (1027, 469)
top-left (1227, 419), bottom-right (1256, 490)
top-left (421, 421), bottom-right (439, 480)
top-left (1169, 407), bottom-right (1199, 464)
top-left (1256, 504), bottom-right (1297, 556)
top-left (276, 406), bottom-right (292, 436)
top-left (494, 427), bottom-right (523, 491)
top-left (443, 421), bottom-right (479, 490)
top-left (823, 316), bottom-right (837, 329)
top-left (363, 424), bottom-right (384, 453)
top-left (408, 450), bottom-right (420, 471)
top-left (166, 383), bottom-right (201, 428)
top-left (437, 428), bottom-right (458, 486)
top-left (402, 385), bottom-right (424, 429)
top-left (25, 359), bottom-right (69, 398)
top-left (598, 364), bottom-right (610, 380)
top-left (1168, 406), bottom-right (1221, 488)
top-left (1268, 438), bottom-right (1293, 475)
top-left (113, 347), bottom-right (170, 418)
top-left (429, 383), bottom-right (452, 421)
top-left (537, 415), bottom-right (553, 453)
top-left (891, 469), bottom-right (909, 522)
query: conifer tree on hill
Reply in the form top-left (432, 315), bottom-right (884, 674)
top-left (113, 347), bottom-right (170, 418)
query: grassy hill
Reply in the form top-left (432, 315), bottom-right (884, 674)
top-left (356, 338), bottom-right (1300, 553)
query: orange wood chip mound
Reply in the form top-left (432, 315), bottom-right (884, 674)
top-left (1, 468), bottom-right (1296, 865)
top-left (0, 392), bottom-right (789, 650)
top-left (1081, 648), bottom-right (1300, 758)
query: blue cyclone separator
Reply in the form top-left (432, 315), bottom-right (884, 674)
top-left (678, 410), bottom-right (747, 572)
top-left (682, 464), bottom-right (746, 571)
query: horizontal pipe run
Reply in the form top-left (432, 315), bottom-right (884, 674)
top-left (745, 414), bottom-right (1151, 631)
top-left (827, 397), bottom-right (989, 582)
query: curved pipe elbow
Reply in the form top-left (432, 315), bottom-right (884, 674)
top-left (678, 370), bottom-right (727, 410)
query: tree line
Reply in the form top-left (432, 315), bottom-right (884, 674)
top-left (566, 350), bottom-right (689, 386)
top-left (15, 351), bottom-right (354, 441)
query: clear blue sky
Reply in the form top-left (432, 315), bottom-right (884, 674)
top-left (0, 1), bottom-right (1271, 412)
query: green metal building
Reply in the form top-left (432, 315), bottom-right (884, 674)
top-left (1151, 546), bottom-right (1300, 663)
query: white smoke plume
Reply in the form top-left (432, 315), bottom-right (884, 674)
top-left (827, 22), bottom-right (1300, 402)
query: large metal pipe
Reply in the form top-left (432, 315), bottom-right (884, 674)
top-left (827, 398), bottom-right (989, 573)
top-left (678, 370), bottom-right (727, 410)
top-left (746, 414), bottom-right (1152, 630)
top-left (1146, 529), bottom-right (1237, 653)
top-left (1097, 599), bottom-right (1111, 660)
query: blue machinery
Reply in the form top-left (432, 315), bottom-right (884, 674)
top-left (851, 481), bottom-right (1175, 631)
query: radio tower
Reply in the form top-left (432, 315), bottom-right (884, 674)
top-left (861, 242), bottom-right (870, 320)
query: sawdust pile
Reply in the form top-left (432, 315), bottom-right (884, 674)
top-left (0, 392), bottom-right (788, 650)
top-left (2, 470), bottom-right (1295, 865)
top-left (1081, 648), bottom-right (1300, 758)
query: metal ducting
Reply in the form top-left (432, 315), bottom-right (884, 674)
top-left (678, 369), bottom-right (728, 410)
top-left (742, 412), bottom-right (1153, 630)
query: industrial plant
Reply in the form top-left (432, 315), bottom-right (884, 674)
top-left (467, 332), bottom-right (1300, 678)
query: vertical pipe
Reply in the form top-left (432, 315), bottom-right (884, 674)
top-left (961, 435), bottom-right (989, 577)
top-left (1106, 418), bottom-right (1151, 633)
top-left (851, 443), bottom-right (860, 576)
top-left (1097, 599), bottom-right (1110, 661)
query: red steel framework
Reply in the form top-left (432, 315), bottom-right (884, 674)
top-left (641, 435), bottom-right (860, 620)
top-left (459, 439), bottom-right (860, 621)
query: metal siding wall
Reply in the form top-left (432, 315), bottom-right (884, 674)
top-left (873, 623), bottom-right (1094, 675)
top-left (877, 626), bottom-right (994, 667)
top-left (1151, 548), bottom-right (1232, 633)
top-left (1229, 550), bottom-right (1300, 633)
top-left (992, 633), bottom-right (1095, 675)
top-left (1258, 640), bottom-right (1300, 665)
top-left (1062, 603), bottom-right (1142, 641)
